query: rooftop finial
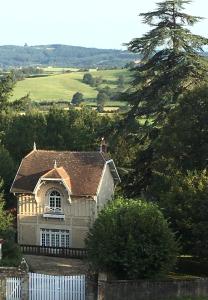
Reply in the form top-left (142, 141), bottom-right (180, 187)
top-left (54, 160), bottom-right (57, 168)
top-left (33, 142), bottom-right (37, 151)
top-left (100, 137), bottom-right (107, 153)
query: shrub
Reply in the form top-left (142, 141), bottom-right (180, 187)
top-left (159, 170), bottom-right (208, 257)
top-left (86, 197), bottom-right (179, 279)
top-left (71, 92), bottom-right (84, 106)
top-left (0, 228), bottom-right (22, 267)
top-left (0, 190), bottom-right (22, 267)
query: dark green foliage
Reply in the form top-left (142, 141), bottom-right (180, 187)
top-left (3, 112), bottom-right (47, 161)
top-left (71, 92), bottom-right (84, 106)
top-left (0, 190), bottom-right (13, 231)
top-left (96, 91), bottom-right (110, 112)
top-left (121, 0), bottom-right (208, 200)
top-left (155, 86), bottom-right (208, 171)
top-left (86, 197), bottom-right (178, 279)
top-left (123, 85), bottom-right (208, 255)
top-left (159, 170), bottom-right (208, 257)
top-left (0, 227), bottom-right (22, 267)
top-left (83, 73), bottom-right (95, 86)
top-left (0, 107), bottom-right (114, 161)
top-left (117, 74), bottom-right (125, 89)
top-left (11, 67), bottom-right (44, 81)
top-left (0, 74), bottom-right (15, 110)
top-left (12, 93), bottom-right (32, 111)
top-left (125, 0), bottom-right (208, 125)
top-left (0, 146), bottom-right (15, 195)
top-left (83, 73), bottom-right (105, 87)
top-left (126, 85), bottom-right (208, 198)
top-left (0, 183), bottom-right (21, 266)
top-left (176, 256), bottom-right (208, 277)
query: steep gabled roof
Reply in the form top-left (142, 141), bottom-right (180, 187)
top-left (10, 150), bottom-right (115, 196)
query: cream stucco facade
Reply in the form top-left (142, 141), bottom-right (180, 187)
top-left (17, 163), bottom-right (115, 248)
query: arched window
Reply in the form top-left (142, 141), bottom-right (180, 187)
top-left (49, 190), bottom-right (61, 211)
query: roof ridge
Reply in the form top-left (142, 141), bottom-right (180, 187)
top-left (100, 151), bottom-right (107, 162)
top-left (34, 150), bottom-right (101, 154)
top-left (24, 149), bottom-right (37, 159)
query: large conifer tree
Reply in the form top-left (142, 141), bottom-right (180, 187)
top-left (125, 0), bottom-right (208, 124)
top-left (119, 0), bottom-right (208, 198)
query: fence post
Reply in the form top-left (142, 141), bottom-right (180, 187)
top-left (0, 277), bottom-right (6, 300)
top-left (21, 274), bottom-right (29, 300)
top-left (86, 275), bottom-right (98, 300)
top-left (97, 273), bottom-right (108, 300)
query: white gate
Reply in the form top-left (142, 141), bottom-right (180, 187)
top-left (6, 277), bottom-right (21, 300)
top-left (29, 273), bottom-right (85, 300)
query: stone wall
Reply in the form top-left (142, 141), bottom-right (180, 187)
top-left (98, 276), bottom-right (208, 300)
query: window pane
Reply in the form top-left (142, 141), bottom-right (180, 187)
top-left (51, 234), bottom-right (55, 247)
top-left (41, 229), bottom-right (70, 247)
top-left (66, 235), bottom-right (70, 248)
top-left (56, 198), bottom-right (61, 208)
top-left (42, 233), bottom-right (45, 246)
top-left (49, 190), bottom-right (61, 210)
top-left (46, 233), bottom-right (50, 246)
top-left (56, 234), bottom-right (60, 247)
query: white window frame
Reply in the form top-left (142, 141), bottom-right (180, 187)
top-left (49, 190), bottom-right (61, 212)
top-left (44, 189), bottom-right (64, 216)
top-left (40, 229), bottom-right (70, 248)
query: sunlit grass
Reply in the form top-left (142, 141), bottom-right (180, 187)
top-left (11, 68), bottom-right (130, 102)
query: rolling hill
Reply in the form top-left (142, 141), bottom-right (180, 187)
top-left (0, 44), bottom-right (138, 68)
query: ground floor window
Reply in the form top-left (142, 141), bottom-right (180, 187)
top-left (41, 229), bottom-right (70, 248)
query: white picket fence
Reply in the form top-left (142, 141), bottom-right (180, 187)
top-left (6, 273), bottom-right (85, 300)
top-left (29, 273), bottom-right (85, 300)
top-left (6, 277), bottom-right (21, 300)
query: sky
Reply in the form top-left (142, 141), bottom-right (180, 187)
top-left (1, 0), bottom-right (208, 49)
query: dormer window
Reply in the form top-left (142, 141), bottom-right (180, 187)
top-left (43, 190), bottom-right (64, 218)
top-left (49, 190), bottom-right (61, 212)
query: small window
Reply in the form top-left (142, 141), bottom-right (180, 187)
top-left (49, 190), bottom-right (61, 211)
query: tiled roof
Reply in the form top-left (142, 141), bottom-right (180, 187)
top-left (42, 167), bottom-right (72, 191)
top-left (11, 150), bottom-right (109, 195)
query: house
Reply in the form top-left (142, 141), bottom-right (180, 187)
top-left (10, 144), bottom-right (120, 248)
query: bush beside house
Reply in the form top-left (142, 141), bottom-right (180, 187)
top-left (86, 197), bottom-right (179, 279)
top-left (0, 182), bottom-right (21, 266)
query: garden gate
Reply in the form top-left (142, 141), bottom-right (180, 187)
top-left (6, 277), bottom-right (21, 300)
top-left (6, 273), bottom-right (85, 300)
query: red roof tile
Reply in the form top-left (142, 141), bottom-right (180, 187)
top-left (11, 150), bottom-right (109, 195)
top-left (42, 167), bottom-right (72, 191)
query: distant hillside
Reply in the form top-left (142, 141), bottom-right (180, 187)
top-left (0, 44), bottom-right (139, 68)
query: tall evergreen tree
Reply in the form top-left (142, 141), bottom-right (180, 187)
top-left (125, 0), bottom-right (208, 125)
top-left (118, 0), bottom-right (208, 198)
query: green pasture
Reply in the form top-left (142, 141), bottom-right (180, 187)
top-left (10, 68), bottom-right (130, 102)
top-left (43, 67), bottom-right (79, 73)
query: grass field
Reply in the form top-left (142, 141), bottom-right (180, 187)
top-left (11, 68), bottom-right (130, 103)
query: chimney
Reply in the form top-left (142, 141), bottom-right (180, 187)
top-left (33, 142), bottom-right (37, 151)
top-left (100, 137), bottom-right (108, 153)
top-left (54, 160), bottom-right (57, 168)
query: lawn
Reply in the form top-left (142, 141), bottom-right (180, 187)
top-left (11, 68), bottom-right (130, 103)
top-left (10, 73), bottom-right (97, 101)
